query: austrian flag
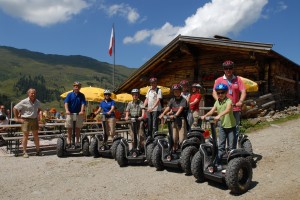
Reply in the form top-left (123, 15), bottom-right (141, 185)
top-left (108, 26), bottom-right (114, 56)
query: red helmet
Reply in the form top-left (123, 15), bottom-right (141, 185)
top-left (149, 77), bottom-right (157, 83)
top-left (222, 60), bottom-right (234, 68)
top-left (172, 84), bottom-right (182, 91)
top-left (179, 80), bottom-right (189, 86)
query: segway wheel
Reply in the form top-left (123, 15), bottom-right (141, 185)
top-left (82, 139), bottom-right (90, 156)
top-left (241, 139), bottom-right (253, 154)
top-left (89, 138), bottom-right (100, 158)
top-left (225, 157), bottom-right (253, 194)
top-left (146, 143), bottom-right (155, 166)
top-left (116, 144), bottom-right (128, 167)
top-left (191, 151), bottom-right (205, 182)
top-left (152, 145), bottom-right (164, 171)
top-left (181, 146), bottom-right (198, 175)
top-left (56, 137), bottom-right (65, 158)
top-left (111, 139), bottom-right (120, 159)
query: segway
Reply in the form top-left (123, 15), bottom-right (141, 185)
top-left (89, 114), bottom-right (122, 158)
top-left (152, 115), bottom-right (206, 172)
top-left (191, 117), bottom-right (253, 194)
top-left (56, 113), bottom-right (90, 157)
top-left (116, 117), bottom-right (152, 167)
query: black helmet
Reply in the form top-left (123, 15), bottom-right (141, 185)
top-left (172, 84), bottom-right (182, 91)
top-left (222, 60), bottom-right (234, 69)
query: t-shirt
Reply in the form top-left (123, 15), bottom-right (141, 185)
top-left (126, 99), bottom-right (144, 117)
top-left (64, 92), bottom-right (87, 113)
top-left (214, 75), bottom-right (246, 112)
top-left (168, 96), bottom-right (188, 118)
top-left (189, 93), bottom-right (202, 111)
top-left (214, 98), bottom-right (236, 128)
top-left (100, 99), bottom-right (115, 118)
top-left (146, 87), bottom-right (162, 111)
top-left (14, 97), bottom-right (41, 118)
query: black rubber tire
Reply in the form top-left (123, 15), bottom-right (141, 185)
top-left (152, 145), bottom-right (164, 171)
top-left (111, 140), bottom-right (120, 159)
top-left (191, 151), bottom-right (205, 182)
top-left (82, 140), bottom-right (90, 156)
top-left (146, 143), bottom-right (155, 166)
top-left (180, 146), bottom-right (198, 175)
top-left (241, 139), bottom-right (253, 154)
top-left (225, 157), bottom-right (253, 194)
top-left (116, 144), bottom-right (128, 167)
top-left (89, 138), bottom-right (100, 158)
top-left (56, 138), bottom-right (65, 158)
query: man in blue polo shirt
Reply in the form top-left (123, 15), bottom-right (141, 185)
top-left (64, 81), bottom-right (86, 147)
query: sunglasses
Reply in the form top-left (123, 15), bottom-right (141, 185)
top-left (104, 94), bottom-right (111, 96)
top-left (217, 91), bottom-right (226, 95)
top-left (224, 67), bottom-right (233, 70)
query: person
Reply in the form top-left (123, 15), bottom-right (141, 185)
top-left (179, 80), bottom-right (191, 131)
top-left (94, 89), bottom-right (116, 141)
top-left (213, 60), bottom-right (246, 138)
top-left (202, 83), bottom-right (236, 168)
top-left (0, 105), bottom-right (9, 120)
top-left (64, 81), bottom-right (86, 147)
top-left (159, 84), bottom-right (187, 151)
top-left (143, 77), bottom-right (162, 137)
top-left (189, 83), bottom-right (202, 128)
top-left (13, 88), bottom-right (43, 158)
top-left (125, 88), bottom-right (146, 150)
top-left (0, 114), bottom-right (9, 146)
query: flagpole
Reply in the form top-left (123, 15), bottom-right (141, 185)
top-left (113, 23), bottom-right (115, 90)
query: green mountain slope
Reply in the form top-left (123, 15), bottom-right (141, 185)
top-left (0, 46), bottom-right (136, 109)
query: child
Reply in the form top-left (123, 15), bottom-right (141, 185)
top-left (201, 83), bottom-right (236, 167)
top-left (159, 84), bottom-right (188, 152)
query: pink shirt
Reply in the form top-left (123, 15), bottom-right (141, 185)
top-left (214, 75), bottom-right (245, 111)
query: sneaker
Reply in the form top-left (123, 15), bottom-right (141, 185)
top-left (23, 153), bottom-right (29, 158)
top-left (35, 151), bottom-right (44, 156)
top-left (222, 169), bottom-right (226, 174)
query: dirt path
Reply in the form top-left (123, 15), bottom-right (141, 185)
top-left (1, 118), bottom-right (300, 200)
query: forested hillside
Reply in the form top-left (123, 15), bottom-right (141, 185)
top-left (0, 46), bottom-right (136, 109)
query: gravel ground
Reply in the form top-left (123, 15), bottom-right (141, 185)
top-left (1, 118), bottom-right (300, 200)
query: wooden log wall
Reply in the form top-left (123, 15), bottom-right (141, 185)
top-left (269, 61), bottom-right (298, 108)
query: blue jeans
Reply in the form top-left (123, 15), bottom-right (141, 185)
top-left (147, 111), bottom-right (160, 137)
top-left (233, 111), bottom-right (241, 137)
top-left (217, 126), bottom-right (237, 164)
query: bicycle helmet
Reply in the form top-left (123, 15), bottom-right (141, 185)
top-left (215, 83), bottom-right (228, 91)
top-left (149, 77), bottom-right (157, 83)
top-left (73, 81), bottom-right (82, 87)
top-left (131, 88), bottom-right (139, 94)
top-left (104, 89), bottom-right (112, 95)
top-left (222, 60), bottom-right (234, 68)
top-left (179, 80), bottom-right (189, 87)
top-left (192, 83), bottom-right (202, 88)
top-left (172, 84), bottom-right (182, 91)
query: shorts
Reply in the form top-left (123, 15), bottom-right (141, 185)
top-left (65, 114), bottom-right (84, 128)
top-left (21, 118), bottom-right (39, 132)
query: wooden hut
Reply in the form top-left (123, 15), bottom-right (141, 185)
top-left (115, 35), bottom-right (300, 109)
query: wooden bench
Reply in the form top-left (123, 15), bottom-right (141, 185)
top-left (2, 130), bottom-right (62, 156)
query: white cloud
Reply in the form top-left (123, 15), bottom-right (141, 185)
top-left (101, 3), bottom-right (140, 24)
top-left (0, 0), bottom-right (90, 27)
top-left (123, 0), bottom-right (268, 46)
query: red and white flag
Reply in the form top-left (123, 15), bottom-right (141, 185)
top-left (108, 26), bottom-right (114, 56)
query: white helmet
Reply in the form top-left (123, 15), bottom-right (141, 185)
top-left (131, 88), bottom-right (139, 94)
top-left (104, 89), bottom-right (111, 95)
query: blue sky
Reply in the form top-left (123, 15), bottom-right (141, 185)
top-left (0, 0), bottom-right (299, 68)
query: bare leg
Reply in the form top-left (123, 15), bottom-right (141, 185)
top-left (67, 128), bottom-right (72, 144)
top-left (32, 130), bottom-right (40, 152)
top-left (22, 132), bottom-right (29, 153)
